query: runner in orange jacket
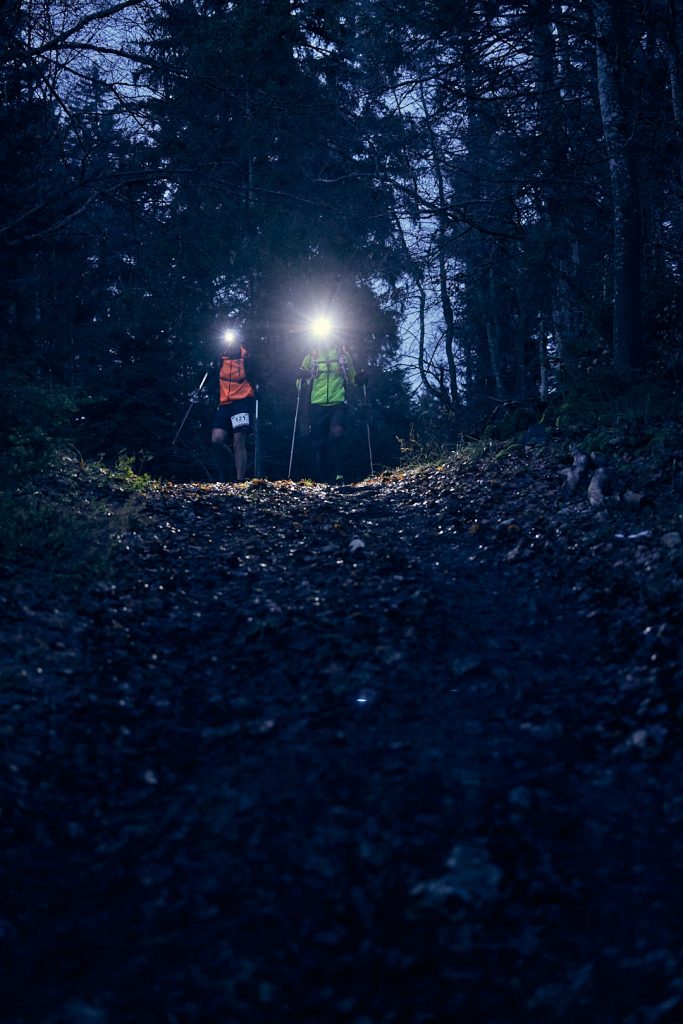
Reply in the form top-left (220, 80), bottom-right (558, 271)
top-left (211, 334), bottom-right (258, 483)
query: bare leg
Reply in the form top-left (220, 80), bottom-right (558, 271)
top-left (212, 428), bottom-right (234, 480)
top-left (233, 430), bottom-right (248, 482)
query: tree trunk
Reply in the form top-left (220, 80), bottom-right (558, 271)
top-left (593, 0), bottom-right (645, 370)
top-left (539, 320), bottom-right (549, 400)
top-left (666, 0), bottom-right (683, 188)
top-left (486, 321), bottom-right (505, 400)
top-left (486, 266), bottom-right (505, 399)
top-left (462, 26), bottom-right (490, 408)
top-left (668, 0), bottom-right (683, 127)
top-left (532, 1), bottom-right (577, 376)
top-left (420, 86), bottom-right (460, 412)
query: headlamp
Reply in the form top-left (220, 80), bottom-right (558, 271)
top-left (311, 316), bottom-right (332, 340)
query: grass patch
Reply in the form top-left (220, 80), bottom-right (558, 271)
top-left (0, 449), bottom-right (148, 594)
top-left (0, 491), bottom-right (115, 589)
top-left (108, 452), bottom-right (159, 492)
top-left (398, 425), bottom-right (460, 469)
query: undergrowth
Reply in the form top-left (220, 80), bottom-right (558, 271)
top-left (398, 366), bottom-right (681, 474)
top-left (0, 491), bottom-right (115, 589)
top-left (555, 367), bottom-right (680, 433)
top-left (0, 446), bottom-right (151, 594)
top-left (397, 425), bottom-right (460, 469)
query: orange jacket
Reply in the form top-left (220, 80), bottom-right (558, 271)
top-left (219, 346), bottom-right (255, 404)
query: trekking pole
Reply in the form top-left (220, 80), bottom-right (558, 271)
top-left (338, 347), bottom-right (349, 386)
top-left (363, 382), bottom-right (374, 476)
top-left (172, 370), bottom-right (209, 446)
top-left (254, 385), bottom-right (262, 478)
top-left (288, 378), bottom-right (302, 479)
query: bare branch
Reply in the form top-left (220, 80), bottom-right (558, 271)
top-left (23, 0), bottom-right (150, 58)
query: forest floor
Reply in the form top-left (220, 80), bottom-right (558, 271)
top-left (1, 431), bottom-right (682, 1024)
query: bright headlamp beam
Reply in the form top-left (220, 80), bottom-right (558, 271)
top-left (223, 329), bottom-right (238, 343)
top-left (311, 316), bottom-right (332, 340)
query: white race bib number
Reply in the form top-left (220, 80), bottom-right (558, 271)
top-left (231, 411), bottom-right (250, 429)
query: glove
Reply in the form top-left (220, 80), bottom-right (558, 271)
top-left (355, 370), bottom-right (368, 387)
top-left (297, 368), bottom-right (312, 382)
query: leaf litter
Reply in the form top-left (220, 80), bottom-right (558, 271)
top-left (0, 440), bottom-right (682, 1023)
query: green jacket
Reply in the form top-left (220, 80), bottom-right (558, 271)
top-left (301, 347), bottom-right (355, 405)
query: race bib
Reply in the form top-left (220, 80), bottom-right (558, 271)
top-left (231, 411), bottom-right (250, 429)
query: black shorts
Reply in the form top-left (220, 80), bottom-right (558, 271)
top-left (309, 403), bottom-right (346, 440)
top-left (212, 397), bottom-right (254, 435)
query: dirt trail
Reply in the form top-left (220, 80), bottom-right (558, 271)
top-left (1, 463), bottom-right (682, 1023)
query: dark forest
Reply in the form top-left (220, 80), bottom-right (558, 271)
top-left (3, 0), bottom-right (682, 478)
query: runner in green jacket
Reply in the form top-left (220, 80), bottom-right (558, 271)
top-left (299, 343), bottom-right (366, 484)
